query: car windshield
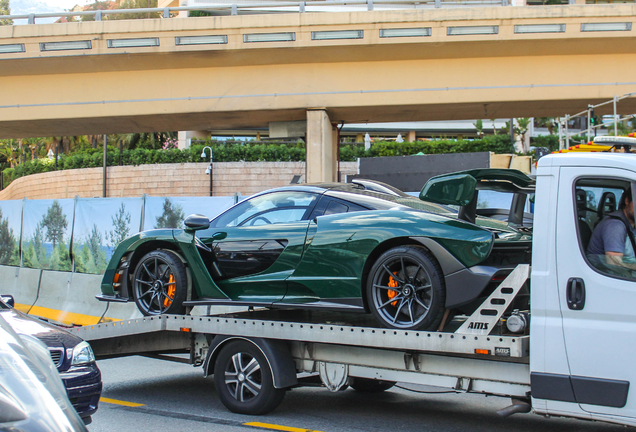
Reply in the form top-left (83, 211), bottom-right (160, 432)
top-left (212, 191), bottom-right (320, 227)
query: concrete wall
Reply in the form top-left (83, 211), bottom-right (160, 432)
top-left (0, 161), bottom-right (359, 200)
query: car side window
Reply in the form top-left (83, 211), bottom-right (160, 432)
top-left (311, 197), bottom-right (368, 219)
top-left (577, 178), bottom-right (636, 281)
top-left (324, 201), bottom-right (349, 215)
top-left (213, 191), bottom-right (319, 228)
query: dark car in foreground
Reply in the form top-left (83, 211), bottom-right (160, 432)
top-left (98, 173), bottom-right (532, 331)
top-left (0, 314), bottom-right (88, 432)
top-left (0, 296), bottom-right (101, 424)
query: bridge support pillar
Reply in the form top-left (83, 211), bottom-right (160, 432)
top-left (306, 109), bottom-right (337, 183)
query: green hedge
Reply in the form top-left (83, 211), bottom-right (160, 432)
top-left (1, 136), bottom-right (519, 187)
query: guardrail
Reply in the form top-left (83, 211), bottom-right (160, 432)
top-left (0, 0), bottom-right (510, 25)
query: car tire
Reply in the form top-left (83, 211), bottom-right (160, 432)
top-left (214, 340), bottom-right (286, 415)
top-left (350, 377), bottom-right (396, 393)
top-left (132, 250), bottom-right (187, 316)
top-left (367, 246), bottom-right (445, 331)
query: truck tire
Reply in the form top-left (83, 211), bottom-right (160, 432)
top-left (132, 250), bottom-right (187, 316)
top-left (214, 340), bottom-right (286, 415)
top-left (367, 246), bottom-right (445, 331)
top-left (350, 377), bottom-right (396, 393)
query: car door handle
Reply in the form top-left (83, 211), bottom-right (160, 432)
top-left (566, 277), bottom-right (586, 310)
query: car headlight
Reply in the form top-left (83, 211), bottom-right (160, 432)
top-left (71, 341), bottom-right (95, 366)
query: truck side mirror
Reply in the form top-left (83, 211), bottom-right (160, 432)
top-left (420, 174), bottom-right (477, 207)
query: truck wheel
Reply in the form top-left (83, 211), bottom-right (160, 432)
top-left (214, 340), bottom-right (286, 415)
top-left (132, 250), bottom-right (187, 316)
top-left (350, 377), bottom-right (396, 393)
top-left (367, 246), bottom-right (445, 331)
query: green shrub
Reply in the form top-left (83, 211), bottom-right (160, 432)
top-left (1, 137), bottom-right (515, 187)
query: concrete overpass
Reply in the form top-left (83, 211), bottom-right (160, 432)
top-left (1, 4), bottom-right (635, 180)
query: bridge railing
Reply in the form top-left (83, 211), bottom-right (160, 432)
top-left (0, 0), bottom-right (510, 25)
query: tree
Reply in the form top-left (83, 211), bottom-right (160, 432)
top-left (41, 201), bottom-right (68, 248)
top-left (0, 208), bottom-right (16, 265)
top-left (49, 242), bottom-right (72, 272)
top-left (155, 199), bottom-right (184, 229)
top-left (515, 118), bottom-right (532, 153)
top-left (121, 132), bottom-right (177, 150)
top-left (80, 1), bottom-right (117, 22)
top-left (108, 203), bottom-right (132, 247)
top-left (87, 224), bottom-right (107, 271)
top-left (0, 0), bottom-right (11, 26)
top-left (536, 117), bottom-right (557, 135)
top-left (112, 0), bottom-right (160, 20)
top-left (473, 119), bottom-right (484, 138)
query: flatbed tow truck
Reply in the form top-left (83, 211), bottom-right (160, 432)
top-left (68, 151), bottom-right (636, 427)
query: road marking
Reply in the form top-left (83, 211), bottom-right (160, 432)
top-left (100, 397), bottom-right (145, 407)
top-left (245, 422), bottom-right (322, 432)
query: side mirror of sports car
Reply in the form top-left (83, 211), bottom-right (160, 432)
top-left (419, 173), bottom-right (477, 207)
top-left (184, 214), bottom-right (211, 232)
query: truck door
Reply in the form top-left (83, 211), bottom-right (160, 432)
top-left (556, 166), bottom-right (636, 419)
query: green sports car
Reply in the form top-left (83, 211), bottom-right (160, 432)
top-left (97, 170), bottom-right (533, 331)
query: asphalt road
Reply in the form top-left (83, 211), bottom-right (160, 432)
top-left (88, 355), bottom-right (628, 432)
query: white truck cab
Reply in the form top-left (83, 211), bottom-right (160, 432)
top-left (532, 152), bottom-right (636, 425)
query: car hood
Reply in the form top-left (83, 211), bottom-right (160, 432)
top-left (0, 309), bottom-right (82, 350)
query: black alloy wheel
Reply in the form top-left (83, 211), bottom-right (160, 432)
top-left (367, 246), bottom-right (445, 331)
top-left (132, 250), bottom-right (187, 316)
top-left (214, 340), bottom-right (286, 415)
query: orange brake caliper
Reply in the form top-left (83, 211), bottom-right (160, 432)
top-left (164, 274), bottom-right (175, 307)
top-left (388, 272), bottom-right (399, 306)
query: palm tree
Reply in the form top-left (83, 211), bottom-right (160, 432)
top-left (536, 117), bottom-right (557, 135)
top-left (121, 132), bottom-right (177, 150)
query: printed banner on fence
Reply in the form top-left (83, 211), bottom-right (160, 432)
top-left (143, 196), bottom-right (235, 231)
top-left (22, 199), bottom-right (75, 271)
top-left (0, 200), bottom-right (23, 266)
top-left (73, 198), bottom-right (144, 274)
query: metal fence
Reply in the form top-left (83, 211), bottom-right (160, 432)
top-left (558, 92), bottom-right (636, 149)
top-left (1, 0), bottom-right (511, 25)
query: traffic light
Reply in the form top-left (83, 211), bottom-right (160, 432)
top-left (590, 109), bottom-right (599, 126)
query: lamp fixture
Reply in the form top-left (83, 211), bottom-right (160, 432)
top-left (514, 24), bottom-right (565, 34)
top-left (176, 35), bottom-right (228, 45)
top-left (380, 28), bottom-right (431, 38)
top-left (243, 32), bottom-right (295, 43)
top-left (447, 26), bottom-right (498, 36)
top-left (107, 38), bottom-right (160, 48)
top-left (312, 30), bottom-right (363, 40)
top-left (0, 44), bottom-right (25, 54)
top-left (40, 40), bottom-right (92, 51)
top-left (581, 22), bottom-right (631, 32)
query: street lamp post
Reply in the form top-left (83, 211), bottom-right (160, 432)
top-left (201, 146), bottom-right (213, 196)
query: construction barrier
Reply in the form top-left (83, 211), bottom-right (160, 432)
top-left (29, 270), bottom-right (106, 326)
top-left (0, 266), bottom-right (42, 313)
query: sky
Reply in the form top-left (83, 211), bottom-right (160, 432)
top-left (10, 0), bottom-right (91, 24)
